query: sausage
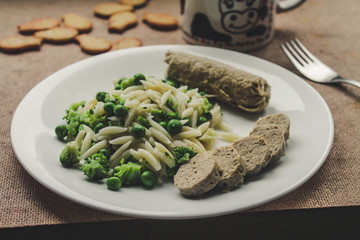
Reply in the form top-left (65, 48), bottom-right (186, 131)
top-left (165, 51), bottom-right (271, 112)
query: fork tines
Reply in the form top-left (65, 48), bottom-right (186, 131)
top-left (281, 38), bottom-right (320, 67)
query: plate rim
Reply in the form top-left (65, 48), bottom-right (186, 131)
top-left (10, 44), bottom-right (334, 219)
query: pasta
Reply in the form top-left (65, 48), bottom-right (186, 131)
top-left (59, 74), bottom-right (238, 181)
top-left (82, 140), bottom-right (107, 159)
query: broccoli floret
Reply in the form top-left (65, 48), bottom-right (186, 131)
top-left (63, 104), bottom-right (107, 137)
top-left (113, 161), bottom-right (142, 185)
top-left (87, 152), bottom-right (109, 169)
top-left (80, 151), bottom-right (110, 181)
top-left (68, 100), bottom-right (86, 111)
top-left (59, 141), bottom-right (81, 167)
top-left (104, 93), bottom-right (125, 105)
top-left (172, 146), bottom-right (197, 165)
top-left (166, 147), bottom-right (198, 179)
top-left (201, 98), bottom-right (213, 114)
top-left (80, 159), bottom-right (108, 181)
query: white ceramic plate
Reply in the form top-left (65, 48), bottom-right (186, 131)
top-left (11, 45), bottom-right (333, 219)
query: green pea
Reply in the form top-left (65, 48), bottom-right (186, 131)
top-left (140, 171), bottom-right (156, 187)
top-left (133, 73), bottom-right (146, 85)
top-left (165, 79), bottom-right (179, 88)
top-left (55, 125), bottom-right (68, 138)
top-left (131, 125), bottom-right (146, 138)
top-left (96, 92), bottom-right (107, 102)
top-left (118, 77), bottom-right (127, 84)
top-left (159, 121), bottom-right (167, 129)
top-left (94, 123), bottom-right (105, 133)
top-left (137, 116), bottom-right (150, 128)
top-left (197, 116), bottom-right (208, 126)
top-left (103, 102), bottom-right (116, 115)
top-left (115, 84), bottom-right (121, 90)
top-left (114, 104), bottom-right (129, 117)
top-left (67, 121), bottom-right (79, 136)
top-left (121, 78), bottom-right (135, 90)
top-left (106, 177), bottom-right (122, 190)
top-left (167, 119), bottom-right (182, 135)
top-left (199, 91), bottom-right (207, 96)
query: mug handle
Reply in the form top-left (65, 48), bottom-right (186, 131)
top-left (180, 0), bottom-right (185, 15)
top-left (277, 0), bottom-right (306, 13)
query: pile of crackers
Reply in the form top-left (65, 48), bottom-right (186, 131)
top-left (0, 0), bottom-right (178, 54)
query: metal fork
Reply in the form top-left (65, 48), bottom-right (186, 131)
top-left (281, 38), bottom-right (360, 88)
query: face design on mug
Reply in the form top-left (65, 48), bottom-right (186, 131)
top-left (219, 0), bottom-right (267, 34)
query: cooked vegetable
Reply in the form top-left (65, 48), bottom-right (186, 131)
top-left (56, 73), bottom-right (231, 192)
top-left (137, 116), bottom-right (150, 128)
top-left (55, 124), bottom-right (68, 139)
top-left (94, 122), bottom-right (105, 133)
top-left (201, 98), bottom-right (213, 113)
top-left (103, 102), bottom-right (116, 115)
top-left (166, 97), bottom-right (177, 111)
top-left (114, 104), bottom-right (128, 117)
top-left (96, 91), bottom-right (107, 102)
top-left (106, 177), bottom-right (122, 190)
top-left (113, 161), bottom-right (142, 185)
top-left (140, 171), bottom-right (157, 187)
top-left (81, 159), bottom-right (108, 181)
top-left (172, 146), bottom-right (197, 165)
top-left (159, 121), bottom-right (167, 129)
top-left (167, 146), bottom-right (198, 178)
top-left (131, 125), bottom-right (146, 138)
top-left (133, 73), bottom-right (146, 85)
top-left (164, 79), bottom-right (179, 88)
top-left (63, 101), bottom-right (106, 136)
top-left (80, 152), bottom-right (110, 181)
top-left (59, 141), bottom-right (81, 167)
top-left (197, 116), bottom-right (208, 126)
top-left (121, 77), bottom-right (135, 90)
top-left (167, 119), bottom-right (182, 135)
top-left (150, 109), bottom-right (180, 122)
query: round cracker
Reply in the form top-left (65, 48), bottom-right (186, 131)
top-left (75, 34), bottom-right (111, 54)
top-left (119, 0), bottom-right (147, 7)
top-left (93, 2), bottom-right (133, 18)
top-left (111, 37), bottom-right (142, 51)
top-left (34, 27), bottom-right (78, 43)
top-left (108, 11), bottom-right (138, 32)
top-left (143, 12), bottom-right (178, 30)
top-left (0, 35), bottom-right (42, 53)
top-left (62, 12), bottom-right (93, 32)
top-left (17, 18), bottom-right (60, 34)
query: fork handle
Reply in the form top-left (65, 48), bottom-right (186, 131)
top-left (333, 79), bottom-right (360, 88)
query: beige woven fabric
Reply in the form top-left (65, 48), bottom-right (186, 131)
top-left (1, 0), bottom-right (360, 228)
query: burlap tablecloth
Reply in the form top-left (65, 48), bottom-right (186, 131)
top-left (1, 0), bottom-right (359, 228)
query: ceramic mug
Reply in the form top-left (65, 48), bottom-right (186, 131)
top-left (180, 0), bottom-right (305, 52)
